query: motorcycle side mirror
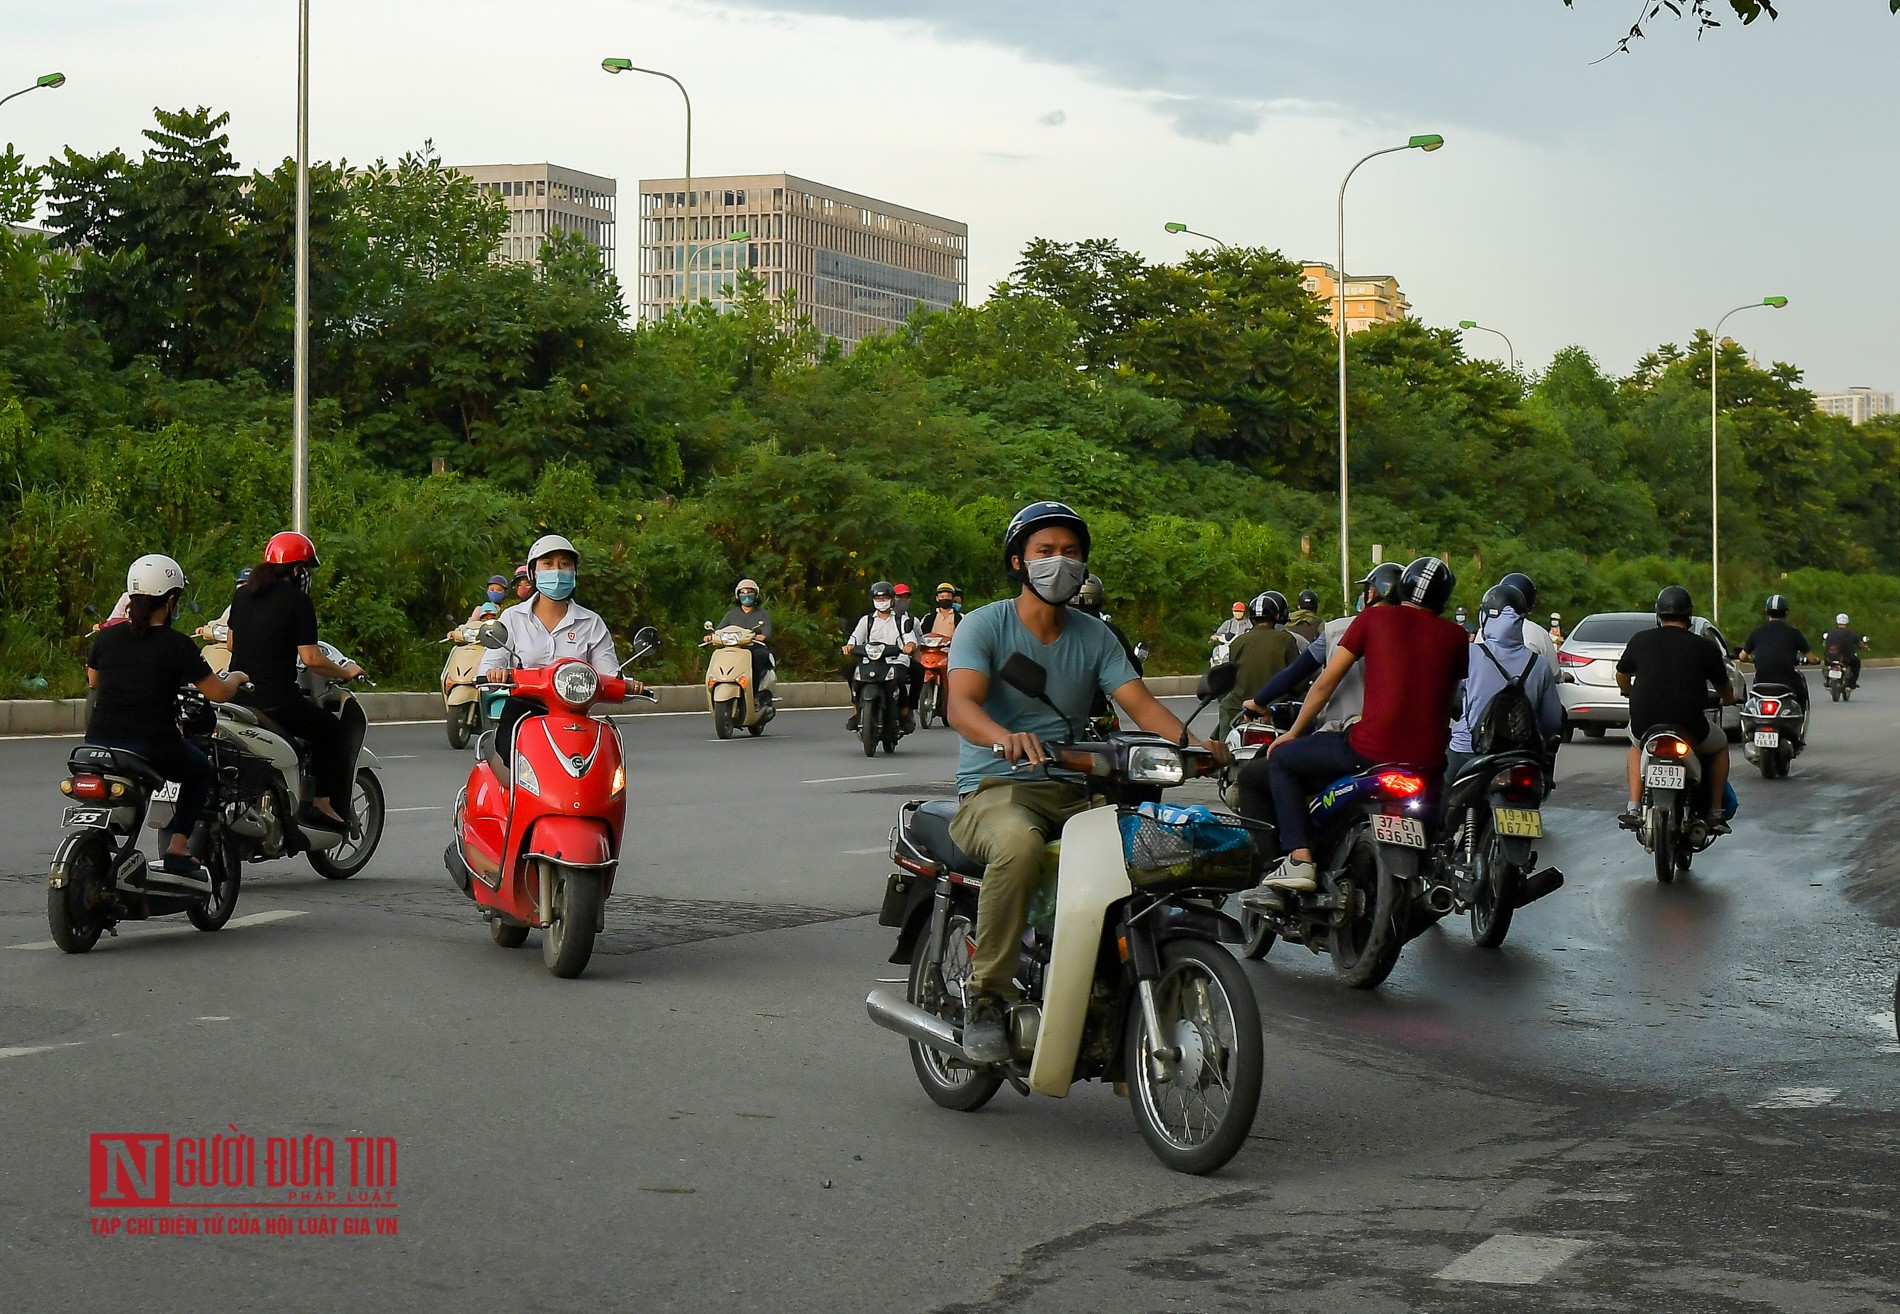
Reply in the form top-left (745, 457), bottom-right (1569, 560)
top-left (999, 653), bottom-right (1047, 701)
top-left (703, 621), bottom-right (715, 631)
top-left (478, 621), bottom-right (510, 650)
top-left (1181, 662), bottom-right (1239, 744)
top-left (185, 595), bottom-right (201, 615)
top-left (83, 604), bottom-right (98, 618)
top-left (1133, 641), bottom-right (1151, 664)
top-left (633, 625), bottom-right (659, 649)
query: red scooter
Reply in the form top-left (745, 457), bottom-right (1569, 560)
top-left (446, 624), bottom-right (659, 978)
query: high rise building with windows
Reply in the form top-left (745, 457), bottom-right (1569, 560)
top-left (1814, 387), bottom-right (1894, 426)
top-left (637, 172), bottom-right (967, 347)
top-left (1298, 262), bottom-right (1410, 333)
top-left (453, 163), bottom-right (617, 271)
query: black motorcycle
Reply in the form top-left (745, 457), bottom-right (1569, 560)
top-left (852, 642), bottom-right (909, 757)
top-left (1435, 753), bottom-right (1564, 947)
top-left (46, 689), bottom-right (246, 952)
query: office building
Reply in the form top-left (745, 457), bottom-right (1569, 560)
top-left (1299, 262), bottom-right (1410, 333)
top-left (637, 172), bottom-right (967, 347)
top-left (1815, 387), bottom-right (1894, 426)
top-left (453, 163), bottom-right (617, 271)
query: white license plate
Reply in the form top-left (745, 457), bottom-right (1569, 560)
top-left (152, 781), bottom-right (180, 803)
top-left (1752, 731), bottom-right (1779, 749)
top-left (1371, 814), bottom-right (1426, 849)
top-left (1645, 764), bottom-right (1686, 790)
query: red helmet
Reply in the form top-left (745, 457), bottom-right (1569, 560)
top-left (264, 531), bottom-right (320, 567)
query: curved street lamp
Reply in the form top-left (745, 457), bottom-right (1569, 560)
top-left (1162, 220), bottom-right (1228, 250)
top-left (1709, 295), bottom-right (1789, 625)
top-left (1336, 133), bottom-right (1443, 610)
top-left (0, 72), bottom-right (66, 113)
top-left (1457, 319), bottom-right (1515, 372)
top-left (602, 58), bottom-right (694, 317)
top-left (687, 229), bottom-right (748, 303)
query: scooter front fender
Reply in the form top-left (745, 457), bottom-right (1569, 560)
top-left (1029, 805), bottom-right (1131, 1099)
top-left (524, 816), bottom-right (617, 870)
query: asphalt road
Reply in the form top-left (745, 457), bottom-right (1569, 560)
top-left (2, 680), bottom-right (1896, 1313)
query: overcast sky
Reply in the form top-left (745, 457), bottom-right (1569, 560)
top-left (6, 1), bottom-right (1896, 388)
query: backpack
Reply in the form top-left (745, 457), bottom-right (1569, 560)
top-left (1470, 643), bottom-right (1543, 756)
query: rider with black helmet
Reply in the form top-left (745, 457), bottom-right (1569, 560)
top-left (1614, 586), bottom-right (1737, 829)
top-left (944, 501), bottom-right (1228, 1064)
top-left (1286, 589), bottom-right (1323, 645)
top-left (1238, 563), bottom-right (1401, 724)
top-left (1219, 591), bottom-right (1299, 737)
top-left (844, 580), bottom-right (917, 732)
top-left (1240, 557), bottom-right (1469, 901)
top-left (1497, 571), bottom-right (1557, 671)
top-left (1445, 582), bottom-right (1562, 782)
top-left (1738, 593), bottom-right (1812, 711)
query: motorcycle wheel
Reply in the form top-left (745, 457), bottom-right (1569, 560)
top-left (308, 768), bottom-right (385, 880)
top-left (747, 719), bottom-right (765, 737)
top-left (1329, 827), bottom-right (1405, 989)
top-left (1222, 893), bottom-right (1275, 959)
top-left (1775, 749), bottom-right (1792, 779)
top-left (1830, 686), bottom-right (1841, 703)
top-left (47, 835), bottom-right (108, 954)
top-left (860, 701), bottom-right (880, 758)
top-left (489, 918), bottom-right (529, 948)
top-left (1125, 938), bottom-right (1264, 1176)
top-left (186, 829), bottom-right (242, 932)
top-left (918, 682), bottom-right (938, 730)
top-left (882, 712), bottom-right (900, 755)
top-left (446, 702), bottom-right (473, 750)
top-left (1468, 819), bottom-right (1516, 949)
top-left (1843, 686), bottom-right (1853, 703)
top-left (1652, 809), bottom-right (1677, 884)
top-left (1757, 753), bottom-right (1776, 780)
top-left (712, 699), bottom-right (735, 740)
top-left (542, 865), bottom-right (603, 978)
top-left (907, 909), bottom-right (1002, 1112)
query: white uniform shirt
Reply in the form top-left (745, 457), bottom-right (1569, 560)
top-left (1520, 618), bottom-right (1558, 669)
top-left (849, 612), bottom-right (914, 662)
top-left (492, 598), bottom-right (618, 675)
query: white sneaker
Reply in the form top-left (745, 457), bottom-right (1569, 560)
top-left (1263, 858), bottom-right (1318, 892)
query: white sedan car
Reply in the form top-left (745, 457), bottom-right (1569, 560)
top-left (1557, 611), bottom-right (1748, 741)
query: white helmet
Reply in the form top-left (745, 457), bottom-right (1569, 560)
top-left (1837, 613), bottom-right (1850, 626)
top-left (126, 553), bottom-right (187, 598)
top-left (526, 533), bottom-right (580, 566)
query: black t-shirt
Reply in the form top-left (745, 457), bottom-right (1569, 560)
top-left (1617, 624), bottom-right (1728, 739)
top-left (1823, 627), bottom-right (1862, 659)
top-left (86, 623), bottom-right (211, 745)
top-left (229, 581), bottom-right (320, 701)
top-left (1743, 619), bottom-right (1810, 680)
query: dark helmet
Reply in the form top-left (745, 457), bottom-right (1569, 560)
top-left (870, 580), bottom-right (895, 599)
top-left (1399, 557), bottom-right (1456, 613)
top-left (1357, 562), bottom-right (1405, 606)
top-left (1003, 500), bottom-right (1091, 577)
top-left (1655, 585), bottom-right (1693, 620)
top-left (1480, 582), bottom-right (1528, 619)
top-left (1075, 573), bottom-right (1106, 613)
top-left (1498, 571), bottom-right (1537, 610)
top-left (1764, 593), bottom-right (1789, 617)
top-left (1296, 589), bottom-right (1319, 612)
top-left (1249, 590), bottom-right (1287, 625)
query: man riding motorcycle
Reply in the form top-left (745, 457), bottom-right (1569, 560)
top-left (1219, 591), bottom-right (1300, 738)
top-left (1237, 562), bottom-right (1404, 731)
top-left (1823, 613), bottom-right (1867, 690)
top-left (845, 581), bottom-right (918, 733)
top-left (1739, 594), bottom-right (1813, 712)
top-left (718, 578), bottom-right (775, 697)
top-left (1239, 557), bottom-right (1468, 901)
top-left (1445, 583), bottom-right (1562, 783)
top-left (1497, 571), bottom-right (1558, 672)
top-left (1616, 585), bottom-right (1737, 830)
top-left (1286, 590), bottom-right (1323, 645)
top-left (945, 500), bottom-right (1228, 1063)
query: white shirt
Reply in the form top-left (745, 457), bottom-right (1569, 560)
top-left (849, 612), bottom-right (914, 658)
top-left (492, 598), bottom-right (618, 675)
top-left (1520, 618), bottom-right (1558, 669)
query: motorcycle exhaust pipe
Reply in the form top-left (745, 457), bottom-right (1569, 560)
top-left (226, 812), bottom-right (268, 839)
top-left (1513, 866), bottom-right (1565, 908)
top-left (865, 989), bottom-right (968, 1061)
top-left (1422, 883), bottom-right (1457, 915)
top-left (298, 824), bottom-right (348, 852)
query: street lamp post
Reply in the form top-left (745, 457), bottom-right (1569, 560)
top-left (601, 58), bottom-right (692, 314)
top-left (1457, 319), bottom-right (1515, 372)
top-left (1162, 221), bottom-right (1228, 250)
top-left (1709, 295), bottom-right (1789, 625)
top-left (0, 72), bottom-right (66, 113)
top-left (686, 229), bottom-right (748, 303)
top-left (290, 0), bottom-right (312, 535)
top-left (1335, 134), bottom-right (1443, 611)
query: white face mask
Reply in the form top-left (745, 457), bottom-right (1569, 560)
top-left (1024, 555), bottom-right (1087, 606)
top-left (874, 598), bottom-right (893, 613)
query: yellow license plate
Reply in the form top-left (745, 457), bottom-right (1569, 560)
top-left (1494, 807), bottom-right (1543, 838)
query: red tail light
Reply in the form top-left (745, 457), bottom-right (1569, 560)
top-left (1558, 651), bottom-right (1591, 667)
top-left (1759, 698), bottom-right (1780, 716)
top-left (1377, 770), bottom-right (1425, 798)
top-left (1492, 764), bottom-right (1542, 799)
top-left (1239, 725), bottom-right (1275, 746)
top-left (1653, 736), bottom-right (1691, 758)
top-left (69, 774), bottom-right (107, 800)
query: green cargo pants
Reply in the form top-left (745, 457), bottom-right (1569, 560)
top-left (950, 778), bottom-right (1093, 999)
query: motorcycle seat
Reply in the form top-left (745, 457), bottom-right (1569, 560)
top-left (905, 799), bottom-right (985, 878)
top-left (68, 744), bottom-right (168, 790)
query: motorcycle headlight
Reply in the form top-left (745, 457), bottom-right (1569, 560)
top-left (552, 663), bottom-right (599, 709)
top-left (515, 752), bottom-right (541, 797)
top-left (611, 764), bottom-right (625, 796)
top-left (1126, 745), bottom-right (1185, 785)
top-left (724, 634), bottom-right (739, 646)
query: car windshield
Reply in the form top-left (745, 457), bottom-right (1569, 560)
top-left (1569, 614), bottom-right (1657, 645)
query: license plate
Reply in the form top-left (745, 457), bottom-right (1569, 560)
top-left (1645, 764), bottom-right (1686, 790)
top-left (63, 806), bottom-right (109, 828)
top-left (1752, 731), bottom-right (1779, 749)
top-left (1494, 807), bottom-right (1543, 838)
top-left (152, 781), bottom-right (180, 803)
top-left (1371, 814), bottom-right (1426, 849)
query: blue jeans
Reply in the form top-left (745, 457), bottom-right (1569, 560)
top-left (1267, 731), bottom-right (1371, 857)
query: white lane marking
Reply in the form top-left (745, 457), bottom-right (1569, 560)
top-left (380, 754), bottom-right (417, 760)
top-left (841, 846), bottom-right (887, 855)
top-left (0, 1042), bottom-right (84, 1060)
top-left (388, 806), bottom-right (443, 813)
top-left (1751, 1087), bottom-right (1840, 1109)
top-left (802, 772), bottom-right (906, 785)
top-left (8, 908), bottom-right (307, 950)
top-left (1435, 1234), bottom-right (1592, 1285)
top-left (196, 1016), bottom-right (231, 1022)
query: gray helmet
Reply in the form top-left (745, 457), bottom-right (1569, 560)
top-left (1075, 574), bottom-right (1106, 612)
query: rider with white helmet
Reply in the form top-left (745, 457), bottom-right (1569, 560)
top-left (1823, 612), bottom-right (1867, 690)
top-left (85, 554), bottom-right (250, 894)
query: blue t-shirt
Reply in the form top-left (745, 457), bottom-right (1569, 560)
top-left (949, 599), bottom-right (1141, 794)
